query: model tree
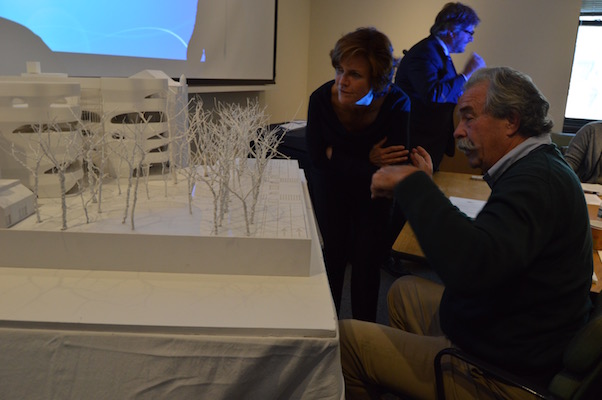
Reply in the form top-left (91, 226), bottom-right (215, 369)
top-left (0, 135), bottom-right (45, 223)
top-left (107, 112), bottom-right (152, 230)
top-left (247, 123), bottom-right (285, 222)
top-left (177, 98), bottom-right (211, 215)
top-left (195, 98), bottom-right (285, 236)
top-left (34, 121), bottom-right (84, 230)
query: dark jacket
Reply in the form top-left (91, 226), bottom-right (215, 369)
top-left (395, 35), bottom-right (466, 169)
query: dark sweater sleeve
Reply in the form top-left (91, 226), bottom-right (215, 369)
top-left (393, 171), bottom-right (485, 291)
top-left (564, 122), bottom-right (602, 183)
top-left (393, 169), bottom-right (556, 294)
top-left (395, 150), bottom-right (593, 375)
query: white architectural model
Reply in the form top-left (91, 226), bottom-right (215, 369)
top-left (0, 67), bottom-right (190, 229)
top-left (192, 98), bottom-right (285, 235)
top-left (0, 179), bottom-right (35, 228)
top-left (0, 79), bottom-right (83, 198)
top-left (0, 64), bottom-right (313, 277)
top-left (0, 68), bottom-right (189, 194)
top-left (101, 74), bottom-right (181, 179)
top-left (0, 158), bottom-right (314, 276)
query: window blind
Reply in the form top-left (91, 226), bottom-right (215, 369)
top-left (582, 0), bottom-right (602, 13)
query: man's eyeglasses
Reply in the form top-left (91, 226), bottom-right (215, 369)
top-left (463, 29), bottom-right (475, 37)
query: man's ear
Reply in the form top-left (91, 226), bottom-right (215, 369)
top-left (505, 112), bottom-right (520, 136)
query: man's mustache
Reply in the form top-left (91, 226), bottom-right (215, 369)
top-left (457, 138), bottom-right (477, 153)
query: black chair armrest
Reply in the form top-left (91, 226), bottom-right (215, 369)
top-left (434, 347), bottom-right (552, 400)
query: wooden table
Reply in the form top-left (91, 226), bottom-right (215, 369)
top-left (392, 171), bottom-right (601, 293)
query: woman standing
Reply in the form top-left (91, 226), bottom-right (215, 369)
top-left (306, 27), bottom-right (411, 321)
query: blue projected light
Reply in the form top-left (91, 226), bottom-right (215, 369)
top-left (0, 0), bottom-right (197, 60)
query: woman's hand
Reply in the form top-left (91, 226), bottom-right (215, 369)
top-left (369, 137), bottom-right (410, 167)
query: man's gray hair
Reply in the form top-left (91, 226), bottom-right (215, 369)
top-left (465, 67), bottom-right (554, 137)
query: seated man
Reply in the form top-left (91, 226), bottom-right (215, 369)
top-left (339, 67), bottom-right (593, 399)
top-left (564, 121), bottom-right (602, 183)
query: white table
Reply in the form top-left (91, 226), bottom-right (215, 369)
top-left (0, 183), bottom-right (343, 399)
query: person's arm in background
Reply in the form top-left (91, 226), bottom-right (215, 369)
top-left (564, 123), bottom-right (594, 176)
top-left (563, 122), bottom-right (602, 183)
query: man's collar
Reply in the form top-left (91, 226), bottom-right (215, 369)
top-left (483, 134), bottom-right (552, 187)
top-left (434, 35), bottom-right (450, 56)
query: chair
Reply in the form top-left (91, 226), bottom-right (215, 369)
top-left (434, 292), bottom-right (602, 400)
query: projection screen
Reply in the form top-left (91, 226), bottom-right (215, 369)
top-left (0, 0), bottom-right (277, 85)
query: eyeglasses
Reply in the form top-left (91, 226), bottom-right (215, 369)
top-left (463, 29), bottom-right (475, 37)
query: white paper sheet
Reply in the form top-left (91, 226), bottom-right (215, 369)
top-left (279, 120), bottom-right (307, 130)
top-left (581, 182), bottom-right (602, 195)
top-left (449, 196), bottom-right (486, 219)
top-left (594, 271), bottom-right (599, 284)
top-left (585, 193), bottom-right (602, 205)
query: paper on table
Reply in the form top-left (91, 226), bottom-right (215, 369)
top-left (584, 193), bottom-right (602, 206)
top-left (279, 120), bottom-right (307, 130)
top-left (449, 196), bottom-right (486, 219)
top-left (592, 219), bottom-right (602, 230)
top-left (594, 271), bottom-right (599, 284)
top-left (582, 182), bottom-right (602, 195)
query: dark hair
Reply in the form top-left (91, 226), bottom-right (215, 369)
top-left (430, 2), bottom-right (480, 36)
top-left (465, 67), bottom-right (554, 137)
top-left (330, 27), bottom-right (397, 96)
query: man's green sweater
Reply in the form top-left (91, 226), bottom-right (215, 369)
top-left (394, 144), bottom-right (593, 377)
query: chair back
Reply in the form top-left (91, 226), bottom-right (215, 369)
top-left (434, 293), bottom-right (602, 400)
top-left (548, 292), bottom-right (602, 400)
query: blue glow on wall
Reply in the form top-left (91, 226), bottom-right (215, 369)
top-left (0, 0), bottom-right (197, 60)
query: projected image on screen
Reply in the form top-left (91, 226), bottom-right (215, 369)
top-left (0, 0), bottom-right (276, 84)
top-left (1, 1), bottom-right (196, 60)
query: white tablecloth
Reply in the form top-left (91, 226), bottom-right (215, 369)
top-left (0, 325), bottom-right (341, 399)
top-left (0, 182), bottom-right (342, 399)
top-left (0, 245), bottom-right (342, 400)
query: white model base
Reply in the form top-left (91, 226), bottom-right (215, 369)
top-left (0, 159), bottom-right (316, 276)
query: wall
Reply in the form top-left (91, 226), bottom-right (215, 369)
top-left (307, 0), bottom-right (581, 130)
top-left (262, 0), bottom-right (312, 123)
top-left (197, 0), bottom-right (581, 131)
top-left (191, 0), bottom-right (311, 124)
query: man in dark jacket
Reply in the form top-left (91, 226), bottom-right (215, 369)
top-left (395, 2), bottom-right (485, 170)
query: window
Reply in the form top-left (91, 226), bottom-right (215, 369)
top-left (564, 1), bottom-right (602, 132)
